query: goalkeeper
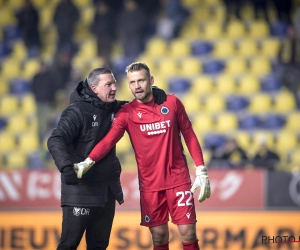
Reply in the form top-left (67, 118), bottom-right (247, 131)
top-left (75, 62), bottom-right (211, 250)
top-left (47, 67), bottom-right (166, 250)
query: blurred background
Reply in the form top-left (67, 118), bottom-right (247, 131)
top-left (0, 0), bottom-right (300, 249)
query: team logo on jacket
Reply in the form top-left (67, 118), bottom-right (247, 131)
top-left (92, 114), bottom-right (98, 127)
top-left (73, 207), bottom-right (90, 216)
top-left (111, 113), bottom-right (115, 121)
top-left (160, 106), bottom-right (169, 115)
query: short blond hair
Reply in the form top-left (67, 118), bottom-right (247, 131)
top-left (125, 62), bottom-right (151, 78)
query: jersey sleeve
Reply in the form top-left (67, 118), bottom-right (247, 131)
top-left (175, 97), bottom-right (205, 166)
top-left (88, 108), bottom-right (127, 162)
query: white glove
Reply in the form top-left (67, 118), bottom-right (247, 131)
top-left (190, 165), bottom-right (211, 202)
top-left (73, 158), bottom-right (95, 178)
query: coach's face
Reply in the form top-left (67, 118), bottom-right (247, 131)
top-left (127, 69), bottom-right (154, 103)
top-left (91, 73), bottom-right (117, 103)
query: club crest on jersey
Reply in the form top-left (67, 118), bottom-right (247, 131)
top-left (145, 215), bottom-right (150, 223)
top-left (160, 106), bottom-right (169, 115)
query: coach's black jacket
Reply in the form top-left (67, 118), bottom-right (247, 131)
top-left (47, 79), bottom-right (126, 207)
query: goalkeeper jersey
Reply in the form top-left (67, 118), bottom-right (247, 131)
top-left (89, 94), bottom-right (205, 191)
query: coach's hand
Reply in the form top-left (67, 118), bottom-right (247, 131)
top-left (74, 158), bottom-right (95, 178)
top-left (190, 165), bottom-right (211, 202)
top-left (62, 166), bottom-right (78, 185)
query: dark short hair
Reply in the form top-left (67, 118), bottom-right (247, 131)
top-left (87, 67), bottom-right (112, 86)
top-left (125, 62), bottom-right (151, 78)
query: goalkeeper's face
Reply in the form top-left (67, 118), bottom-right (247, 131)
top-left (91, 73), bottom-right (117, 103)
top-left (127, 69), bottom-right (154, 103)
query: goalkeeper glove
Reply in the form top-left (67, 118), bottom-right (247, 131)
top-left (73, 158), bottom-right (95, 178)
top-left (190, 165), bottom-right (211, 202)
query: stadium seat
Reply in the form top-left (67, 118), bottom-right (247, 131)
top-left (179, 57), bottom-right (202, 77)
top-left (213, 39), bottom-right (235, 58)
top-left (191, 40), bottom-right (213, 56)
top-left (0, 40), bottom-right (12, 58)
top-left (152, 75), bottom-right (168, 92)
top-left (0, 131), bottom-right (16, 153)
top-left (249, 57), bottom-right (271, 76)
top-left (260, 73), bottom-right (281, 92)
top-left (18, 132), bottom-right (40, 154)
top-left (168, 77), bottom-right (191, 94)
top-left (289, 149), bottom-right (300, 167)
top-left (270, 20), bottom-right (289, 37)
top-left (0, 58), bottom-right (22, 80)
top-left (260, 38), bottom-right (280, 58)
top-left (181, 93), bottom-right (202, 115)
top-left (22, 59), bottom-right (41, 80)
top-left (203, 94), bottom-right (226, 113)
top-left (6, 114), bottom-right (29, 134)
top-left (193, 113), bottom-right (214, 134)
top-left (262, 113), bottom-right (286, 129)
top-left (203, 133), bottom-right (226, 150)
top-left (248, 93), bottom-right (273, 113)
top-left (180, 24), bottom-right (203, 40)
top-left (191, 75), bottom-right (214, 95)
top-left (20, 94), bottom-right (37, 115)
top-left (6, 151), bottom-right (27, 169)
top-left (0, 6), bottom-right (17, 27)
top-left (285, 112), bottom-right (300, 131)
top-left (273, 91), bottom-right (296, 113)
top-left (202, 59), bottom-right (225, 74)
top-left (234, 131), bottom-right (251, 150)
top-left (215, 74), bottom-right (237, 94)
top-left (0, 117), bottom-right (7, 132)
top-left (203, 21), bottom-right (223, 39)
top-left (11, 41), bottom-right (27, 61)
top-left (145, 37), bottom-right (168, 58)
top-left (9, 78), bottom-right (31, 96)
top-left (157, 57), bottom-right (179, 77)
top-left (225, 57), bottom-right (247, 76)
top-left (226, 95), bottom-right (249, 111)
top-left (239, 113), bottom-right (261, 129)
top-left (169, 39), bottom-right (191, 58)
top-left (238, 74), bottom-right (260, 94)
top-left (3, 24), bottom-right (21, 42)
top-left (39, 6), bottom-right (55, 29)
top-left (226, 20), bottom-right (246, 39)
top-left (214, 112), bottom-right (238, 132)
top-left (237, 39), bottom-right (258, 58)
top-left (275, 130), bottom-right (298, 153)
top-left (0, 95), bottom-right (19, 116)
top-left (0, 77), bottom-right (9, 95)
top-left (248, 20), bottom-right (270, 39)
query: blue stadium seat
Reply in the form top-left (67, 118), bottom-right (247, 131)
top-left (168, 77), bottom-right (191, 94)
top-left (0, 41), bottom-right (11, 58)
top-left (270, 21), bottom-right (289, 37)
top-left (239, 114), bottom-right (261, 130)
top-left (226, 95), bottom-right (249, 111)
top-left (3, 25), bottom-right (21, 42)
top-left (191, 40), bottom-right (213, 56)
top-left (9, 78), bottom-right (31, 96)
top-left (0, 117), bottom-right (7, 131)
top-left (203, 133), bottom-right (226, 150)
top-left (202, 59), bottom-right (225, 74)
top-left (260, 74), bottom-right (282, 92)
top-left (262, 113), bottom-right (286, 129)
